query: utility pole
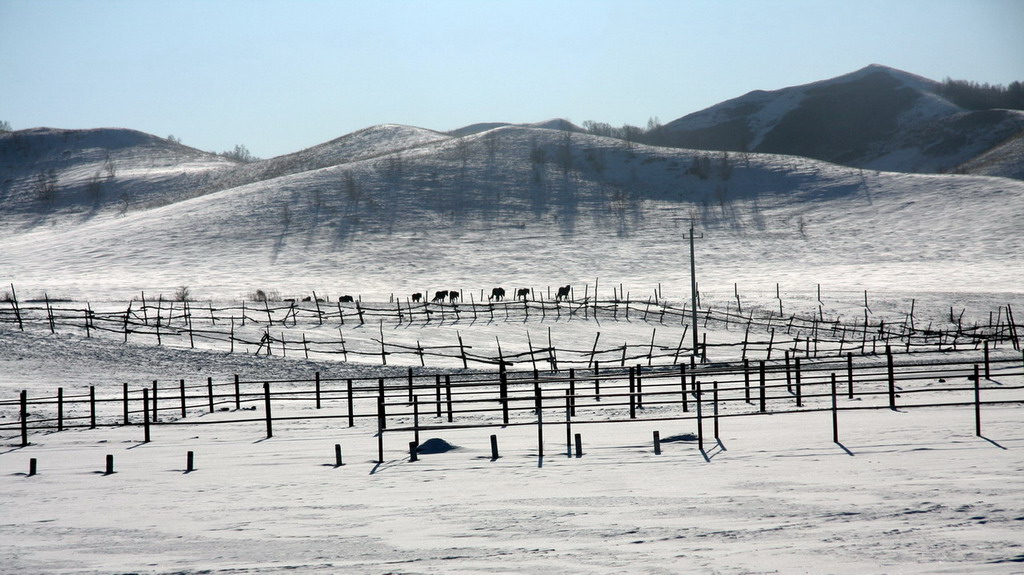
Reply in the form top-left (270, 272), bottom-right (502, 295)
top-left (687, 221), bottom-right (703, 363)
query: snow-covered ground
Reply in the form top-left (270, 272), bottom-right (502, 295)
top-left (2, 122), bottom-right (1023, 573)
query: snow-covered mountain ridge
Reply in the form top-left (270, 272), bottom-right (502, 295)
top-left (660, 64), bottom-right (1024, 179)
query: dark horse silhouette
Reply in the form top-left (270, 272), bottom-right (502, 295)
top-left (339, 295), bottom-right (354, 303)
top-left (449, 290), bottom-right (461, 303)
top-left (432, 290), bottom-right (449, 303)
top-left (516, 288), bottom-right (530, 301)
top-left (489, 287), bottom-right (505, 301)
top-left (411, 293), bottom-right (422, 303)
top-left (556, 284), bottom-right (571, 301)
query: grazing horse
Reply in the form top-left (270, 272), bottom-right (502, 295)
top-left (339, 295), bottom-right (354, 303)
top-left (411, 292), bottom-right (423, 303)
top-left (448, 290), bottom-right (461, 303)
top-left (432, 290), bottom-right (449, 303)
top-left (556, 284), bottom-right (571, 301)
top-left (516, 288), bottom-right (530, 301)
top-left (489, 287), bottom-right (505, 301)
top-left (302, 296), bottom-right (312, 302)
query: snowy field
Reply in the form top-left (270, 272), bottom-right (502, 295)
top-left (2, 293), bottom-right (1022, 574)
top-left (3, 122), bottom-right (1023, 573)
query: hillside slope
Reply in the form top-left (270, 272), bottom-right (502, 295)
top-left (0, 127), bottom-right (236, 227)
top-left (660, 65), bottom-right (1024, 179)
top-left (2, 124), bottom-right (1021, 302)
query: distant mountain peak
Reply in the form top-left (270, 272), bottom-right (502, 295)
top-left (659, 65), bottom-right (1023, 178)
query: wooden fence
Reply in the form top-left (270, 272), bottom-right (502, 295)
top-left (2, 286), bottom-right (1020, 368)
top-left (5, 350), bottom-right (1023, 460)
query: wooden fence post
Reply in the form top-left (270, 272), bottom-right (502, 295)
top-left (347, 379), bottom-right (354, 427)
top-left (713, 380), bottom-right (720, 440)
top-left (759, 360), bottom-right (766, 413)
top-left (445, 375), bottom-right (454, 423)
top-left (847, 352), bottom-right (854, 399)
top-left (263, 382), bottom-right (273, 439)
top-left (695, 380), bottom-right (704, 453)
top-left (89, 386), bottom-right (96, 429)
top-left (628, 366), bottom-right (636, 419)
top-left (20, 390), bottom-right (28, 447)
top-left (207, 376), bottom-right (214, 413)
top-left (58, 387), bottom-right (64, 431)
top-left (743, 358), bottom-right (751, 404)
top-left (180, 379), bottom-right (187, 418)
top-left (315, 372), bottom-right (321, 409)
top-left (886, 345), bottom-right (896, 410)
top-left (795, 357), bottom-right (803, 407)
top-left (499, 365), bottom-right (509, 425)
top-left (680, 363), bottom-right (688, 412)
top-left (377, 396), bottom-right (385, 463)
top-left (152, 380), bottom-right (159, 422)
top-left (234, 374), bottom-right (240, 410)
top-left (142, 387), bottom-right (151, 443)
top-left (831, 373), bottom-right (839, 444)
top-left (535, 388), bottom-right (544, 458)
top-left (974, 364), bottom-right (982, 437)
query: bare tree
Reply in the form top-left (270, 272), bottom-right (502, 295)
top-left (35, 169), bottom-right (58, 207)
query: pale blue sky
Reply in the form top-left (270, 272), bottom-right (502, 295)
top-left (2, 0), bottom-right (1021, 158)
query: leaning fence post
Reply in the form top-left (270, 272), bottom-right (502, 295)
top-left (653, 430), bottom-right (661, 455)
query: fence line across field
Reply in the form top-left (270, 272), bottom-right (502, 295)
top-left (5, 350), bottom-right (1023, 460)
top-left (2, 288), bottom-right (1020, 369)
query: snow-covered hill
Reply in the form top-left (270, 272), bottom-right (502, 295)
top-left (0, 127), bottom-right (236, 228)
top-left (2, 121), bottom-right (1022, 306)
top-left (661, 64), bottom-right (1024, 179)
